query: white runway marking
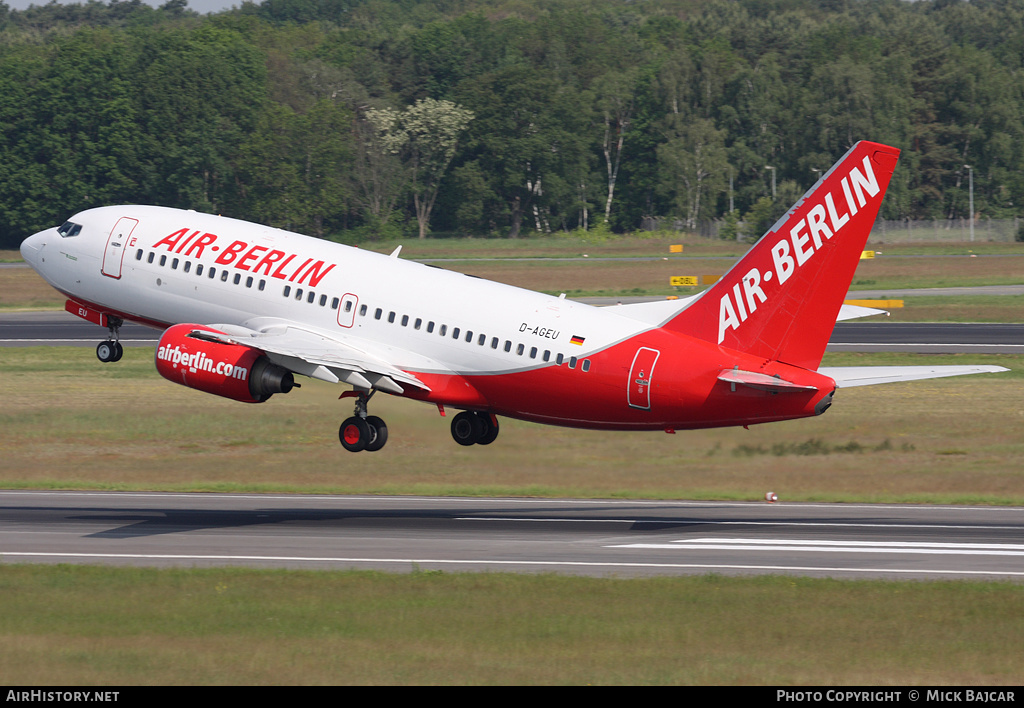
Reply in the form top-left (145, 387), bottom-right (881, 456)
top-left (460, 517), bottom-right (1024, 531)
top-left (0, 339), bottom-right (158, 344)
top-left (611, 538), bottom-right (1024, 556)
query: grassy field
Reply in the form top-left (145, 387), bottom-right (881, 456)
top-left (1, 565), bottom-right (1022, 685)
top-left (2, 347), bottom-right (1021, 503)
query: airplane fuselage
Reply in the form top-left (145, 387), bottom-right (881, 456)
top-left (20, 205), bottom-right (832, 432)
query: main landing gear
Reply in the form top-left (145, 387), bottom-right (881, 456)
top-left (450, 410), bottom-right (499, 446)
top-left (336, 393), bottom-right (501, 452)
top-left (338, 390), bottom-right (388, 453)
top-left (95, 316), bottom-right (124, 363)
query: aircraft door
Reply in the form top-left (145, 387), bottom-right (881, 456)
top-left (337, 293), bottom-right (359, 328)
top-left (101, 217), bottom-right (139, 279)
top-left (627, 347), bottom-right (660, 410)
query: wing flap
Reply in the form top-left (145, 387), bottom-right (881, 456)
top-left (196, 324), bottom-right (430, 393)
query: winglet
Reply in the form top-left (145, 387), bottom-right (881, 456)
top-left (666, 141), bottom-right (900, 370)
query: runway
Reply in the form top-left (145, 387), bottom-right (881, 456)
top-left (2, 491), bottom-right (1022, 580)
top-left (2, 310), bottom-right (1024, 353)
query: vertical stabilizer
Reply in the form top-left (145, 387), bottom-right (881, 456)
top-left (666, 141), bottom-right (900, 370)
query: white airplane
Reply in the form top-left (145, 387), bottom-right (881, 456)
top-left (19, 141), bottom-right (1006, 452)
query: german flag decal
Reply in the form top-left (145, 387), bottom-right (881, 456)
top-left (570, 335), bottom-right (585, 346)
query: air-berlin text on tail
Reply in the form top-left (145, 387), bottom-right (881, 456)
top-left (717, 155), bottom-right (881, 344)
top-left (156, 343), bottom-right (249, 381)
top-left (151, 228), bottom-right (336, 287)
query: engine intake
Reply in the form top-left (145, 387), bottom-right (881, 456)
top-left (155, 324), bottom-right (296, 403)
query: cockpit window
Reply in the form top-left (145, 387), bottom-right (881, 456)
top-left (57, 221), bottom-right (83, 238)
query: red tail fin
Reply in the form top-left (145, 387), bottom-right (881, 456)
top-left (666, 141), bottom-right (900, 370)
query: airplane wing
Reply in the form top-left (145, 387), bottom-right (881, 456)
top-left (819, 365), bottom-right (1008, 388)
top-left (193, 323), bottom-right (430, 395)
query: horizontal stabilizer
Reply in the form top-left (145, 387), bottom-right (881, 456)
top-left (820, 365), bottom-right (1008, 388)
top-left (718, 369), bottom-right (818, 392)
top-left (837, 304), bottom-right (888, 321)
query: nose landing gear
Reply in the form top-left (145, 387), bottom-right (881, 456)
top-left (96, 316), bottom-right (124, 362)
top-left (338, 390), bottom-right (388, 452)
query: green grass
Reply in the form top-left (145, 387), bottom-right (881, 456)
top-left (0, 565), bottom-right (1021, 685)
top-left (1, 347), bottom-right (1021, 504)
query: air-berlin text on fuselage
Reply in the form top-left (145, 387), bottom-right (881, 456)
top-left (157, 344), bottom-right (249, 381)
top-left (152, 228), bottom-right (335, 288)
top-left (717, 155), bottom-right (880, 344)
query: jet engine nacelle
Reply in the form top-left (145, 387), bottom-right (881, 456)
top-left (155, 324), bottom-right (295, 403)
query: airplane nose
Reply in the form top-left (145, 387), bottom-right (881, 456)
top-left (19, 231), bottom-right (47, 267)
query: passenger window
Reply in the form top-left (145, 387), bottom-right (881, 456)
top-left (529, 347), bottom-right (537, 359)
top-left (283, 285), bottom-right (291, 297)
top-left (568, 357), bottom-right (577, 369)
top-left (543, 350), bottom-right (550, 362)
top-left (452, 327), bottom-right (460, 339)
top-left (414, 318), bottom-right (422, 330)
top-left (388, 311), bottom-right (396, 323)
top-left (135, 250), bottom-right (143, 261)
top-left (401, 315), bottom-right (409, 326)
top-left (196, 264), bottom-right (203, 276)
top-left (246, 276), bottom-right (253, 288)
top-left (582, 359), bottom-right (591, 372)
top-left (184, 261), bottom-right (191, 273)
top-left (504, 341), bottom-right (511, 352)
top-left (258, 280), bottom-right (266, 291)
top-left (374, 308), bottom-right (382, 320)
top-left (159, 255), bottom-right (167, 266)
top-left (440, 325), bottom-right (447, 336)
top-left (221, 271), bottom-right (229, 282)
top-left (556, 353), bottom-right (564, 365)
top-left (172, 258), bottom-right (179, 270)
top-left (517, 344), bottom-right (525, 355)
top-left (359, 304), bottom-right (367, 316)
top-left (233, 273), bottom-right (241, 285)
top-left (295, 288), bottom-right (303, 300)
top-left (427, 321), bottom-right (435, 333)
top-left (491, 337), bottom-right (498, 349)
top-left (478, 334), bottom-right (486, 346)
top-left (147, 252), bottom-right (155, 264)
top-left (209, 268), bottom-right (216, 279)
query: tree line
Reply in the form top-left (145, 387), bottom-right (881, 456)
top-left (1, 0), bottom-right (1023, 249)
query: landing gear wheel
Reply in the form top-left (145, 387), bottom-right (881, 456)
top-left (96, 316), bottom-right (124, 363)
top-left (451, 411), bottom-right (484, 446)
top-left (476, 413), bottom-right (499, 445)
top-left (339, 416), bottom-right (371, 452)
top-left (96, 341), bottom-right (120, 363)
top-left (364, 416), bottom-right (388, 452)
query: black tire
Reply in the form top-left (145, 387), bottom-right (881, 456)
top-left (96, 341), bottom-right (116, 363)
top-left (111, 341), bottom-right (124, 362)
top-left (476, 413), bottom-right (499, 445)
top-left (451, 410), bottom-right (483, 446)
top-left (364, 416), bottom-right (388, 452)
top-left (339, 416), bottom-right (370, 452)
